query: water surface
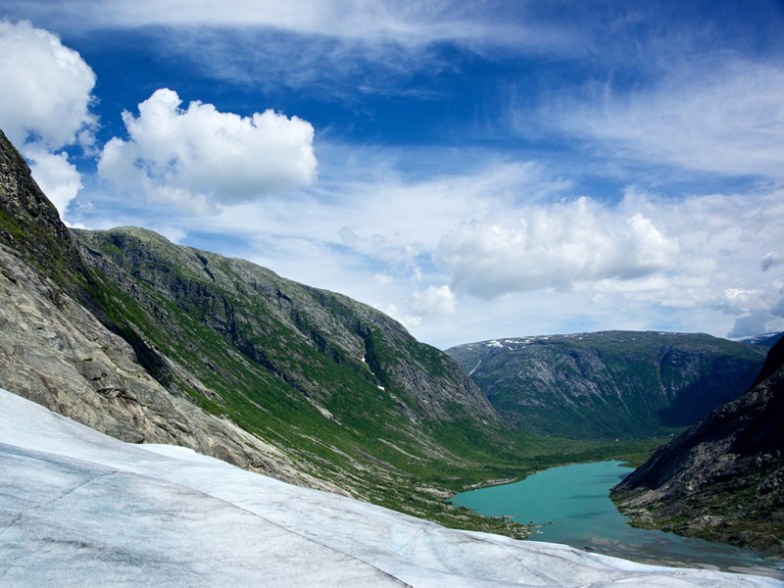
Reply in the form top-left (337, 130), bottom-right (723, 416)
top-left (452, 461), bottom-right (783, 578)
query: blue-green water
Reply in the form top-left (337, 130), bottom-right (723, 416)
top-left (453, 461), bottom-right (783, 578)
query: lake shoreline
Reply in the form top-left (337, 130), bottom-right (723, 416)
top-left (452, 460), bottom-right (784, 579)
top-left (459, 458), bottom-right (635, 493)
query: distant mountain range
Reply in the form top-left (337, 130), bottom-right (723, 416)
top-left (446, 332), bottom-right (770, 439)
top-left (612, 336), bottom-right (784, 555)
top-left (740, 332), bottom-right (784, 347)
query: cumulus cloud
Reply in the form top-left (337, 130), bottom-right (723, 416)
top-left (97, 89), bottom-right (317, 210)
top-left (0, 20), bottom-right (96, 148)
top-left (24, 147), bottom-right (83, 214)
top-left (0, 20), bottom-right (96, 217)
top-left (720, 285), bottom-right (784, 339)
top-left (438, 196), bottom-right (678, 298)
top-left (408, 285), bottom-right (457, 317)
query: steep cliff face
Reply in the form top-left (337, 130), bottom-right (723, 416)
top-left (447, 332), bottom-right (768, 439)
top-left (0, 131), bottom-right (90, 295)
top-left (612, 338), bottom-right (784, 554)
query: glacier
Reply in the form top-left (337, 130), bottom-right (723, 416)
top-left (0, 388), bottom-right (781, 587)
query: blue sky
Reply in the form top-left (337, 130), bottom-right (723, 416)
top-left (2, 1), bottom-right (783, 348)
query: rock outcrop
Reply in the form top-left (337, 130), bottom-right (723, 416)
top-left (612, 337), bottom-right (784, 554)
top-left (0, 130), bottom-right (91, 296)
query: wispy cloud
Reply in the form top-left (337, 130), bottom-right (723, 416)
top-left (546, 59), bottom-right (784, 180)
top-left (2, 1), bottom-right (572, 102)
top-left (3, 1), bottom-right (563, 48)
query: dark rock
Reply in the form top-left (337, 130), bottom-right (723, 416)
top-left (612, 337), bottom-right (784, 555)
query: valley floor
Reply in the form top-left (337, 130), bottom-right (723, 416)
top-left (1, 388), bottom-right (780, 587)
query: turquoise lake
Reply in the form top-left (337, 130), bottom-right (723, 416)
top-left (452, 460), bottom-right (783, 578)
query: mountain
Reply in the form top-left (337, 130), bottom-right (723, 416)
top-left (0, 131), bottom-right (90, 293)
top-left (69, 225), bottom-right (505, 506)
top-left (0, 128), bottom-right (533, 530)
top-left (0, 129), bottom-right (333, 491)
top-left (2, 387), bottom-right (777, 587)
top-left (612, 337), bottom-right (784, 555)
top-left (741, 333), bottom-right (784, 347)
top-left (446, 332), bottom-right (768, 439)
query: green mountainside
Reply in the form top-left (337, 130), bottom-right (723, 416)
top-left (4, 128), bottom-right (632, 535)
top-left (446, 332), bottom-right (768, 439)
top-left (70, 226), bottom-right (512, 504)
top-left (612, 337), bottom-right (784, 554)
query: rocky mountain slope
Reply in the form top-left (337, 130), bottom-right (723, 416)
top-left (0, 130), bottom-right (338, 492)
top-left (447, 332), bottom-right (768, 439)
top-left (0, 128), bottom-right (532, 529)
top-left (612, 337), bottom-right (784, 555)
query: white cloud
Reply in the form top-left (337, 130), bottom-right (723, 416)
top-left (728, 310), bottom-right (773, 339)
top-left (374, 273), bottom-right (394, 285)
top-left (74, 140), bottom-right (784, 346)
top-left (0, 20), bottom-right (96, 149)
top-left (185, 153), bottom-right (567, 282)
top-left (550, 60), bottom-right (784, 180)
top-left (5, 1), bottom-right (561, 50)
top-left (408, 285), bottom-right (457, 317)
top-left (97, 89), bottom-right (317, 210)
top-left (720, 285), bottom-right (784, 339)
top-left (627, 188), bottom-right (784, 339)
top-left (0, 20), bottom-right (96, 217)
top-left (437, 196), bottom-right (678, 298)
top-left (24, 147), bottom-right (82, 218)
